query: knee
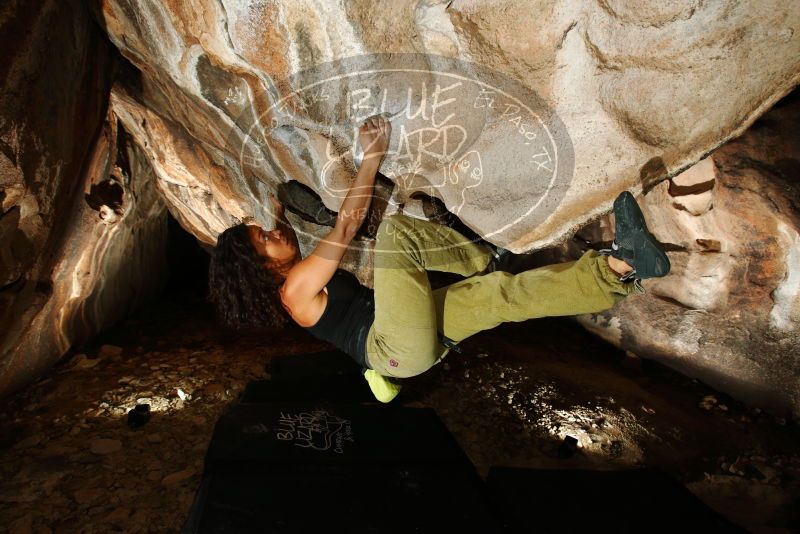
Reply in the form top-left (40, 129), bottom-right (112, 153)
top-left (386, 355), bottom-right (437, 379)
top-left (372, 343), bottom-right (439, 379)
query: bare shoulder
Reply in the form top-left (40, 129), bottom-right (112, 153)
top-left (279, 283), bottom-right (328, 328)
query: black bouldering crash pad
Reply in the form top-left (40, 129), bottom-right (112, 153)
top-left (203, 403), bottom-right (475, 470)
top-left (184, 399), bottom-right (500, 533)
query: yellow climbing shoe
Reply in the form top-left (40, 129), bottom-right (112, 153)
top-left (363, 369), bottom-right (402, 403)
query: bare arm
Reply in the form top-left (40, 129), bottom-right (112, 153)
top-left (283, 116), bottom-right (391, 306)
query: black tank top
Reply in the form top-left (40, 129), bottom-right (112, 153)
top-left (301, 269), bottom-right (375, 368)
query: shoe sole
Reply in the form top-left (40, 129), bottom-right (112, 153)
top-left (613, 192), bottom-right (670, 279)
top-left (629, 230), bottom-right (671, 278)
top-left (613, 191), bottom-right (647, 238)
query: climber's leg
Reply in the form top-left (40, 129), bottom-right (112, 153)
top-left (372, 212), bottom-right (494, 274)
top-left (430, 250), bottom-right (639, 344)
top-left (365, 213), bottom-right (494, 378)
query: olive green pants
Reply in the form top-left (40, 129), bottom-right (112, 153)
top-left (364, 213), bottom-right (638, 378)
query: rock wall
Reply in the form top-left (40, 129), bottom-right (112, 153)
top-left (0, 1), bottom-right (168, 397)
top-left (558, 97), bottom-right (800, 416)
top-left (94, 0), bottom-right (800, 255)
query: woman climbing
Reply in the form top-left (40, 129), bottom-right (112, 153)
top-left (208, 115), bottom-right (671, 402)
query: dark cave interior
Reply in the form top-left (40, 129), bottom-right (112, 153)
top-left (2, 206), bottom-right (799, 532)
top-left (1, 1), bottom-right (799, 532)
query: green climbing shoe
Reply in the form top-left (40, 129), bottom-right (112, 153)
top-left (364, 369), bottom-right (402, 403)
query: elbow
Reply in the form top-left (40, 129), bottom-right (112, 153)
top-left (337, 212), bottom-right (366, 240)
top-left (342, 222), bottom-right (360, 241)
top-left (333, 219), bottom-right (358, 242)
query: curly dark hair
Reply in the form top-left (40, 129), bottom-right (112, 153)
top-left (208, 223), bottom-right (290, 330)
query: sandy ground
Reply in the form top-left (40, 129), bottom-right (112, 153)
top-left (0, 290), bottom-right (798, 533)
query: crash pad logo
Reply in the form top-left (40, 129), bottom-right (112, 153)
top-left (274, 409), bottom-right (353, 454)
top-left (235, 53), bottom-right (573, 255)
